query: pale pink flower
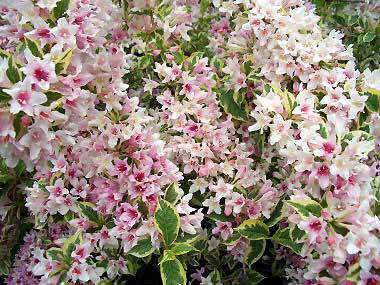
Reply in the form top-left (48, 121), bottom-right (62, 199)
top-left (298, 215), bottom-right (327, 244)
top-left (21, 50), bottom-right (57, 90)
top-left (4, 80), bottom-right (46, 115)
top-left (212, 221), bottom-right (233, 240)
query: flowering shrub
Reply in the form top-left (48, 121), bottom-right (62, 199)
top-left (311, 0), bottom-right (379, 72)
top-left (0, 0), bottom-right (379, 284)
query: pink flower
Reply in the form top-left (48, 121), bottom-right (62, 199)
top-left (224, 192), bottom-right (245, 216)
top-left (109, 159), bottom-right (130, 177)
top-left (180, 209), bottom-right (204, 234)
top-left (209, 178), bottom-right (233, 200)
top-left (71, 242), bottom-right (91, 263)
top-left (21, 50), bottom-right (57, 90)
top-left (98, 226), bottom-right (118, 248)
top-left (46, 178), bottom-right (68, 200)
top-left (298, 215), bottom-right (327, 244)
top-left (69, 263), bottom-right (90, 283)
top-left (0, 112), bottom-right (15, 137)
top-left (19, 120), bottom-right (54, 160)
top-left (212, 221), bottom-right (233, 240)
top-left (116, 203), bottom-right (141, 228)
top-left (309, 164), bottom-right (331, 189)
top-left (4, 80), bottom-right (46, 115)
top-left (51, 18), bottom-right (78, 50)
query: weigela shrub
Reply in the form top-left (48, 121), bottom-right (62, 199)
top-left (0, 0), bottom-right (379, 284)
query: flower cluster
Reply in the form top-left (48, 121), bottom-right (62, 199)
top-left (0, 0), bottom-right (379, 284)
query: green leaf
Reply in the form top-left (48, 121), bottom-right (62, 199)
top-left (78, 202), bottom-right (102, 225)
top-left (54, 49), bottom-right (73, 75)
top-left (0, 89), bottom-right (11, 102)
top-left (329, 221), bottom-right (349, 236)
top-left (362, 31), bottom-right (376, 43)
top-left (13, 112), bottom-right (22, 138)
top-left (219, 89), bottom-right (248, 121)
top-left (154, 199), bottom-right (180, 246)
top-left (237, 220), bottom-right (269, 240)
top-left (128, 237), bottom-right (155, 258)
top-left (347, 15), bottom-right (359, 26)
top-left (270, 84), bottom-right (296, 116)
top-left (358, 110), bottom-right (369, 128)
top-left (175, 233), bottom-right (198, 244)
top-left (319, 123), bottom-right (328, 139)
top-left (0, 174), bottom-right (11, 184)
top-left (286, 198), bottom-right (322, 219)
top-left (224, 232), bottom-right (241, 245)
top-left (264, 200), bottom-right (284, 227)
top-left (138, 55), bottom-right (152, 69)
top-left (233, 89), bottom-right (246, 106)
top-left (64, 211), bottom-right (76, 222)
top-left (160, 258), bottom-right (186, 285)
top-left (273, 227), bottom-right (302, 255)
top-left (6, 57), bottom-right (21, 84)
top-left (47, 248), bottom-right (64, 261)
top-left (207, 212), bottom-right (234, 222)
top-left (200, 0), bottom-right (210, 15)
top-left (245, 239), bottom-right (266, 265)
top-left (62, 230), bottom-right (82, 263)
top-left (53, 0), bottom-right (70, 19)
top-left (290, 226), bottom-right (307, 243)
top-left (160, 250), bottom-right (176, 264)
top-left (25, 38), bottom-right (43, 58)
top-left (366, 93), bottom-right (379, 112)
top-left (0, 259), bottom-right (10, 276)
top-left (209, 269), bottom-right (221, 284)
top-left (0, 48), bottom-right (10, 59)
top-left (346, 263), bottom-right (360, 282)
top-left (164, 182), bottom-right (180, 204)
top-left (170, 242), bottom-right (198, 256)
top-left (43, 91), bottom-right (63, 106)
top-left (14, 160), bottom-right (26, 177)
top-left (239, 271), bottom-right (265, 285)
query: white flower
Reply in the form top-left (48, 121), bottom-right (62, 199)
top-left (203, 196), bottom-right (221, 214)
top-left (363, 68), bottom-right (380, 91)
top-left (176, 193), bottom-right (196, 215)
top-left (0, 57), bottom-right (8, 83)
top-left (36, 0), bottom-right (60, 10)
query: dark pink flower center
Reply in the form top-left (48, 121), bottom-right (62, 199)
top-left (184, 83), bottom-right (192, 93)
top-left (117, 162), bottom-right (128, 173)
top-left (34, 67), bottom-right (49, 82)
top-left (317, 165), bottom-right (329, 177)
top-left (101, 230), bottom-right (110, 239)
top-left (37, 28), bottom-right (51, 39)
top-left (135, 172), bottom-right (145, 182)
top-left (327, 77), bottom-right (336, 84)
top-left (309, 220), bottom-right (322, 232)
top-left (53, 187), bottom-right (63, 196)
top-left (72, 267), bottom-right (81, 276)
top-left (127, 209), bottom-right (138, 219)
top-left (16, 91), bottom-right (31, 106)
top-left (189, 125), bottom-right (198, 132)
top-left (76, 248), bottom-right (85, 257)
top-left (323, 142), bottom-right (335, 154)
top-left (366, 278), bottom-right (378, 285)
top-left (300, 104), bottom-right (309, 113)
top-left (172, 67), bottom-right (180, 76)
